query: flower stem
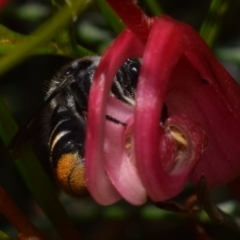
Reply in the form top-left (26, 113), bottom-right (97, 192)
top-left (0, 185), bottom-right (47, 240)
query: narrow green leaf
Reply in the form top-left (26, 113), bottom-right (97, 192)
top-left (96, 0), bottom-right (125, 34)
top-left (0, 230), bottom-right (11, 240)
top-left (143, 0), bottom-right (164, 16)
top-left (200, 0), bottom-right (238, 48)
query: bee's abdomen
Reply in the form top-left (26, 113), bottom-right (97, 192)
top-left (48, 105), bottom-right (87, 196)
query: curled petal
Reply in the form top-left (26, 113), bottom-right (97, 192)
top-left (104, 118), bottom-right (147, 205)
top-left (85, 29), bottom-right (144, 205)
top-left (134, 17), bottom-right (208, 201)
top-left (135, 16), bottom-right (240, 199)
top-left (106, 96), bottom-right (134, 123)
top-left (174, 57), bottom-right (240, 186)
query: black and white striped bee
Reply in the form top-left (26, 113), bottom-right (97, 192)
top-left (11, 56), bottom-right (141, 196)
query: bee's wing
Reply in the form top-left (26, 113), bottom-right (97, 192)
top-left (9, 74), bottom-right (75, 149)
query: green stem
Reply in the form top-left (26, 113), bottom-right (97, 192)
top-left (0, 186), bottom-right (47, 240)
top-left (0, 23), bottom-right (63, 55)
top-left (196, 176), bottom-right (240, 234)
top-left (0, 1), bottom-right (86, 77)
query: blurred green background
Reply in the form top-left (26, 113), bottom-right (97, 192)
top-left (1, 0), bottom-right (240, 239)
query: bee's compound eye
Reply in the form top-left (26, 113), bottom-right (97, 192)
top-left (55, 152), bottom-right (87, 196)
top-left (125, 59), bottom-right (141, 88)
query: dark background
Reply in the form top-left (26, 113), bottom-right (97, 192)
top-left (0, 0), bottom-right (240, 239)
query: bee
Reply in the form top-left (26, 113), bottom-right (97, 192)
top-left (11, 56), bottom-right (141, 196)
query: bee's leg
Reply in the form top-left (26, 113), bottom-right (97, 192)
top-left (49, 105), bottom-right (87, 196)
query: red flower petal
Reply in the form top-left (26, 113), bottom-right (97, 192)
top-left (85, 30), bottom-right (144, 205)
top-left (107, 0), bottom-right (151, 43)
top-left (134, 16), bottom-right (240, 201)
top-left (87, 0), bottom-right (240, 203)
top-left (104, 118), bottom-right (147, 205)
top-left (0, 0), bottom-right (9, 9)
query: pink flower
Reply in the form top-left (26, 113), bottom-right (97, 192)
top-left (85, 0), bottom-right (240, 205)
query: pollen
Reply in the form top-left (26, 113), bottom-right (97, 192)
top-left (169, 126), bottom-right (187, 149)
top-left (55, 153), bottom-right (87, 196)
